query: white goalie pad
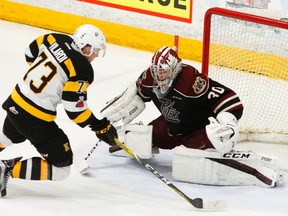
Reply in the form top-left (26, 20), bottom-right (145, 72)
top-left (112, 124), bottom-right (154, 159)
top-left (101, 82), bottom-right (145, 125)
top-left (172, 145), bottom-right (283, 188)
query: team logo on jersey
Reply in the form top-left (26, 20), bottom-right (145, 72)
top-left (76, 96), bottom-right (85, 107)
top-left (160, 98), bottom-right (180, 123)
top-left (9, 106), bottom-right (19, 114)
top-left (192, 76), bottom-right (207, 94)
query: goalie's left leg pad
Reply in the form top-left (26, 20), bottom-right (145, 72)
top-left (172, 145), bottom-right (282, 187)
top-left (111, 124), bottom-right (153, 159)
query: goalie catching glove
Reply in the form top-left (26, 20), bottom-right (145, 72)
top-left (205, 112), bottom-right (239, 154)
top-left (90, 117), bottom-right (117, 146)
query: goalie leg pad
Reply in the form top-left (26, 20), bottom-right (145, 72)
top-left (111, 124), bottom-right (154, 159)
top-left (172, 145), bottom-right (282, 187)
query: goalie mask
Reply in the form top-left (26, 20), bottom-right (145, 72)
top-left (72, 24), bottom-right (106, 58)
top-left (150, 46), bottom-right (182, 98)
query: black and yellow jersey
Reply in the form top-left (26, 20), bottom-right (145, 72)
top-left (9, 33), bottom-right (99, 128)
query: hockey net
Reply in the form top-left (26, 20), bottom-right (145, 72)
top-left (202, 7), bottom-right (288, 143)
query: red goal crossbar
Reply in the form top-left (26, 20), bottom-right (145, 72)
top-left (201, 7), bottom-right (288, 75)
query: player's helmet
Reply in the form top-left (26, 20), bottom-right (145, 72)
top-left (150, 46), bottom-right (182, 98)
top-left (72, 24), bottom-right (106, 57)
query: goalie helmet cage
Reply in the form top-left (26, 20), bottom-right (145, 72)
top-left (202, 7), bottom-right (288, 143)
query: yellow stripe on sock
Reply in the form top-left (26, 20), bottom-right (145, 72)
top-left (11, 161), bottom-right (22, 178)
top-left (40, 160), bottom-right (49, 180)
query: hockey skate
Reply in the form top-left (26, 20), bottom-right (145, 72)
top-left (0, 157), bottom-right (21, 197)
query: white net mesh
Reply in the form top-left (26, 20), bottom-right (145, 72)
top-left (203, 8), bottom-right (288, 143)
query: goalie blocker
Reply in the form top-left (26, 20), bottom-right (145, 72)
top-left (101, 82), bottom-right (145, 125)
top-left (101, 82), bottom-right (157, 158)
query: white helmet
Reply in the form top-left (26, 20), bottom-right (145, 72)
top-left (150, 46), bottom-right (182, 98)
top-left (72, 24), bottom-right (106, 57)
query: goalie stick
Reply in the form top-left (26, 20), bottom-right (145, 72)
top-left (113, 137), bottom-right (227, 210)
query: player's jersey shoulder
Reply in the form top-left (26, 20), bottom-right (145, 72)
top-left (137, 68), bottom-right (154, 87)
top-left (174, 64), bottom-right (209, 98)
top-left (46, 33), bottom-right (94, 83)
top-left (27, 33), bottom-right (94, 84)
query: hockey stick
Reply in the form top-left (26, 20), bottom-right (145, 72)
top-left (79, 140), bottom-right (101, 174)
top-left (113, 137), bottom-right (227, 209)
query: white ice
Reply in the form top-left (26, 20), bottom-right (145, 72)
top-left (0, 20), bottom-right (287, 216)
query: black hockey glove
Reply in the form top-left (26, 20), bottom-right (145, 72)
top-left (93, 118), bottom-right (117, 146)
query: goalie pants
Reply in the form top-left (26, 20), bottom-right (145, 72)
top-left (149, 116), bottom-right (214, 150)
top-left (2, 96), bottom-right (73, 167)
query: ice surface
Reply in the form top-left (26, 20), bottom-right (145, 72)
top-left (0, 20), bottom-right (287, 216)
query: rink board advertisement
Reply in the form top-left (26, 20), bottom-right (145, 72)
top-left (82, 0), bottom-right (193, 23)
top-left (0, 0), bottom-right (197, 60)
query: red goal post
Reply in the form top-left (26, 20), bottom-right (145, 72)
top-left (201, 7), bottom-right (288, 143)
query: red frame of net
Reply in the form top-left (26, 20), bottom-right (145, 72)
top-left (201, 7), bottom-right (288, 75)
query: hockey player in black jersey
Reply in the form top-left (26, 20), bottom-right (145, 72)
top-left (101, 46), bottom-right (283, 187)
top-left (0, 24), bottom-right (117, 197)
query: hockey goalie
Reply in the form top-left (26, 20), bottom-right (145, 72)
top-left (101, 46), bottom-right (284, 188)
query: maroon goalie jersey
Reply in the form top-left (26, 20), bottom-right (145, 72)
top-left (136, 64), bottom-right (244, 136)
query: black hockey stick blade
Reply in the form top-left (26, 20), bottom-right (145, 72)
top-left (114, 138), bottom-right (227, 210)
